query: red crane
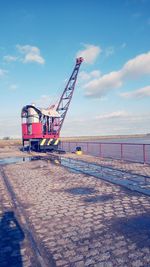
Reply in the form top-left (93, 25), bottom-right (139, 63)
top-left (21, 57), bottom-right (83, 151)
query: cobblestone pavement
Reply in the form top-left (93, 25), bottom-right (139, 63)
top-left (0, 170), bottom-right (40, 267)
top-left (1, 159), bottom-right (150, 267)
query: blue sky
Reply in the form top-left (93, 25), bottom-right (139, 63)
top-left (0, 0), bottom-right (150, 138)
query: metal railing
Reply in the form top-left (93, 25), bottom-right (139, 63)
top-left (60, 141), bottom-right (150, 164)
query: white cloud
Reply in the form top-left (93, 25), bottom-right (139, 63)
top-left (3, 55), bottom-right (18, 62)
top-left (96, 111), bottom-right (128, 120)
top-left (76, 44), bottom-right (101, 64)
top-left (79, 71), bottom-right (91, 81)
top-left (122, 52), bottom-right (150, 78)
top-left (83, 51), bottom-right (150, 98)
top-left (16, 44), bottom-right (45, 64)
top-left (84, 70), bottom-right (122, 97)
top-left (79, 70), bottom-right (101, 82)
top-left (34, 94), bottom-right (56, 108)
top-left (90, 70), bottom-right (101, 78)
top-left (0, 68), bottom-right (7, 77)
top-left (120, 85), bottom-right (150, 99)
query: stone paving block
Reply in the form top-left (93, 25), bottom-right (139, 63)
top-left (56, 259), bottom-right (69, 266)
top-left (73, 261), bottom-right (85, 267)
top-left (131, 259), bottom-right (144, 267)
top-left (95, 262), bottom-right (113, 267)
top-left (84, 258), bottom-right (96, 266)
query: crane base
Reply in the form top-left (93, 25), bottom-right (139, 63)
top-left (22, 138), bottom-right (60, 152)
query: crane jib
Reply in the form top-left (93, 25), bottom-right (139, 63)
top-left (56, 57), bottom-right (83, 133)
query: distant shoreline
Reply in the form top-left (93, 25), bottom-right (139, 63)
top-left (61, 133), bottom-right (150, 141)
top-left (0, 133), bottom-right (150, 144)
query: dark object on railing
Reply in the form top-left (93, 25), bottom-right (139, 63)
top-left (76, 146), bottom-right (81, 151)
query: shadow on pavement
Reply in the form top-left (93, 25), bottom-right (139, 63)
top-left (66, 186), bottom-right (97, 195)
top-left (84, 194), bottom-right (114, 203)
top-left (111, 214), bottom-right (150, 248)
top-left (0, 211), bottom-right (25, 267)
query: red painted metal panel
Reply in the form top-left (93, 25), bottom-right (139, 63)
top-left (22, 123), bottom-right (59, 140)
top-left (32, 123), bottom-right (42, 135)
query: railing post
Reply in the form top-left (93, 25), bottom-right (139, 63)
top-left (143, 144), bottom-right (146, 164)
top-left (68, 142), bottom-right (70, 152)
top-left (99, 143), bottom-right (101, 157)
top-left (121, 143), bottom-right (123, 160)
top-left (87, 142), bottom-right (89, 154)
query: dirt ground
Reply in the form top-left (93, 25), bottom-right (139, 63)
top-left (0, 139), bottom-right (21, 147)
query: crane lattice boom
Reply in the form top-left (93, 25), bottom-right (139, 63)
top-left (56, 57), bottom-right (83, 133)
